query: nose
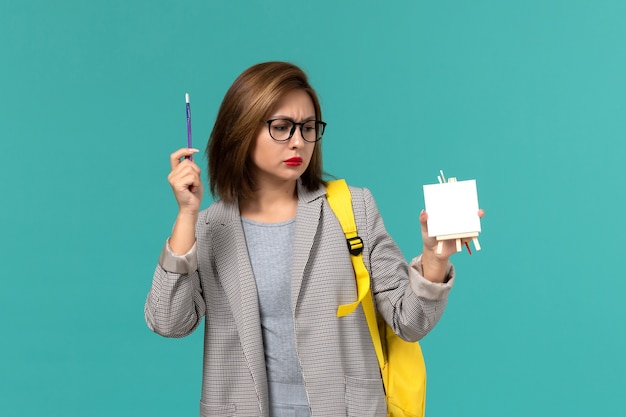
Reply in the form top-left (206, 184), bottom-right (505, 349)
top-left (288, 126), bottom-right (305, 148)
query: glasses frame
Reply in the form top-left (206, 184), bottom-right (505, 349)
top-left (265, 118), bottom-right (327, 143)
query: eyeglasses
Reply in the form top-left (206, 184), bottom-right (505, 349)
top-left (265, 118), bottom-right (327, 143)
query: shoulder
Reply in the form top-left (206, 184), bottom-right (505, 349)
top-left (323, 179), bottom-right (374, 202)
top-left (325, 180), bottom-right (381, 226)
top-left (197, 199), bottom-right (239, 226)
top-left (346, 184), bottom-right (373, 200)
top-left (344, 184), bottom-right (377, 211)
top-left (323, 179), bottom-right (379, 211)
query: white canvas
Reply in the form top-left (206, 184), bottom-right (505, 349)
top-left (423, 179), bottom-right (481, 237)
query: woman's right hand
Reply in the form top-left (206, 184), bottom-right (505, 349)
top-left (168, 148), bottom-right (203, 216)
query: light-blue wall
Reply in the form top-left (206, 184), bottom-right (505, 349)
top-left (2, 1), bottom-right (625, 416)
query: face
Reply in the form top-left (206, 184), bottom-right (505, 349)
top-left (250, 89), bottom-right (317, 189)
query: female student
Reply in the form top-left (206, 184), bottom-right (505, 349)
top-left (145, 61), bottom-right (482, 417)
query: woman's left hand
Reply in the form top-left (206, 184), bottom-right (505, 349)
top-left (419, 209), bottom-right (485, 282)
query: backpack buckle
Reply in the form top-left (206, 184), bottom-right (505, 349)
top-left (347, 236), bottom-right (363, 256)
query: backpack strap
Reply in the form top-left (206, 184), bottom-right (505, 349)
top-left (326, 179), bottom-right (385, 370)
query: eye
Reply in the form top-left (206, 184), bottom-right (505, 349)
top-left (271, 120), bottom-right (292, 131)
top-left (302, 121), bottom-right (316, 132)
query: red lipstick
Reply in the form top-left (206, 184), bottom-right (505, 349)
top-left (284, 156), bottom-right (303, 167)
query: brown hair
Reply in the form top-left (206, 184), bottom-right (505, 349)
top-left (207, 61), bottom-right (325, 202)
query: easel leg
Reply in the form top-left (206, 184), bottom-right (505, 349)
top-left (437, 241), bottom-right (444, 255)
top-left (472, 237), bottom-right (481, 251)
top-left (456, 238), bottom-right (462, 252)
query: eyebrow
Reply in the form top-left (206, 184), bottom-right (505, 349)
top-left (270, 115), bottom-right (317, 121)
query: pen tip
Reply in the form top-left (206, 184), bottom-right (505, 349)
top-left (185, 93), bottom-right (189, 103)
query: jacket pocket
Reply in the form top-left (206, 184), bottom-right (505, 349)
top-left (345, 375), bottom-right (386, 417)
top-left (199, 401), bottom-right (237, 417)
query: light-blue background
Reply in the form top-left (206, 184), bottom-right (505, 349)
top-left (2, 1), bottom-right (624, 416)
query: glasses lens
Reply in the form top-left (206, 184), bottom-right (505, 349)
top-left (302, 121), bottom-right (325, 142)
top-left (316, 121), bottom-right (325, 140)
top-left (268, 119), bottom-right (294, 141)
top-left (302, 121), bottom-right (318, 142)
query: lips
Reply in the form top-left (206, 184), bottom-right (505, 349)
top-left (284, 156), bottom-right (303, 166)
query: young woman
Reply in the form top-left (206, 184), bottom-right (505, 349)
top-left (145, 61), bottom-right (482, 417)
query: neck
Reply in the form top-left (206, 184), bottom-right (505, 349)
top-left (239, 180), bottom-right (298, 223)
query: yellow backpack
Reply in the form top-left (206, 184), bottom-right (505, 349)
top-left (326, 179), bottom-right (427, 417)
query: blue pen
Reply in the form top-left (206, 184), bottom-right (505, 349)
top-left (186, 93), bottom-right (192, 160)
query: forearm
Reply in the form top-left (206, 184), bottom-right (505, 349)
top-left (169, 211), bottom-right (198, 255)
top-left (420, 249), bottom-right (450, 283)
top-left (386, 255), bottom-right (453, 341)
top-left (145, 267), bottom-right (204, 338)
top-left (145, 241), bottom-right (204, 337)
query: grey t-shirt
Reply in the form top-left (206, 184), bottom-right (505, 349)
top-left (242, 217), bottom-right (310, 416)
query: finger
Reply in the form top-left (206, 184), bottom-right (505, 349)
top-left (419, 209), bottom-right (430, 236)
top-left (185, 170), bottom-right (202, 186)
top-left (168, 167), bottom-right (200, 191)
top-left (170, 170), bottom-right (202, 191)
top-left (170, 148), bottom-right (200, 170)
top-left (478, 209), bottom-right (485, 218)
top-left (189, 181), bottom-right (204, 195)
top-left (168, 160), bottom-right (201, 187)
top-left (171, 160), bottom-right (202, 178)
top-left (419, 209), bottom-right (428, 224)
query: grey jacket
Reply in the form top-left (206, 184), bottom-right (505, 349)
top-left (145, 182), bottom-right (454, 417)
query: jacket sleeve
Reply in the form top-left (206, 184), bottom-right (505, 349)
top-left (144, 239), bottom-right (206, 338)
top-left (358, 187), bottom-right (454, 342)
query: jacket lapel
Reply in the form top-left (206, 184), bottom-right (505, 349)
top-left (290, 183), bottom-right (326, 315)
top-left (209, 202), bottom-right (269, 415)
